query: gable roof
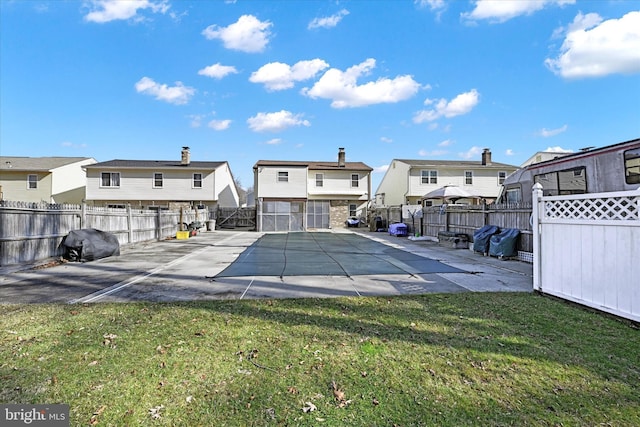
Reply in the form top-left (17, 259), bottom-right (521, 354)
top-left (254, 160), bottom-right (372, 171)
top-left (394, 159), bottom-right (517, 169)
top-left (86, 159), bottom-right (226, 170)
top-left (0, 156), bottom-right (95, 171)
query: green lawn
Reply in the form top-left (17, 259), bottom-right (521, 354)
top-left (1, 293), bottom-right (638, 426)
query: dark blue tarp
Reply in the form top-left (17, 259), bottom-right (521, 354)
top-left (472, 225), bottom-right (500, 253)
top-left (489, 228), bottom-right (520, 258)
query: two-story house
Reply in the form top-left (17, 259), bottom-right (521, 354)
top-left (85, 147), bottom-right (239, 209)
top-left (0, 156), bottom-right (97, 204)
top-left (375, 149), bottom-right (518, 206)
top-left (253, 148), bottom-right (372, 231)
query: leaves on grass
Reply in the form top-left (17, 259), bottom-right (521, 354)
top-left (302, 402), bottom-right (317, 413)
top-left (149, 405), bottom-right (164, 420)
top-left (331, 380), bottom-right (352, 408)
top-left (89, 405), bottom-right (106, 425)
top-left (102, 333), bottom-right (118, 348)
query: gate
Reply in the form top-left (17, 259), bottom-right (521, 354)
top-left (532, 183), bottom-right (640, 321)
top-left (216, 207), bottom-right (256, 230)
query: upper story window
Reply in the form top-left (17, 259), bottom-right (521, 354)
top-left (465, 171), bottom-right (473, 185)
top-left (534, 166), bottom-right (586, 196)
top-left (421, 170), bottom-right (437, 184)
top-left (624, 148), bottom-right (640, 184)
top-left (498, 171), bottom-right (507, 185)
top-left (153, 173), bottom-right (163, 188)
top-left (27, 174), bottom-right (38, 189)
top-left (351, 174), bottom-right (359, 188)
top-left (192, 173), bottom-right (203, 188)
top-left (101, 172), bottom-right (120, 188)
top-left (278, 171), bottom-right (289, 182)
top-left (315, 173), bottom-right (324, 187)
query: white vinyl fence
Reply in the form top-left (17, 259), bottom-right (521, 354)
top-left (0, 201), bottom-right (208, 266)
top-left (532, 184), bottom-right (640, 322)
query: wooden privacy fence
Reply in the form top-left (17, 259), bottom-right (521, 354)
top-left (421, 203), bottom-right (533, 254)
top-left (0, 201), bottom-right (209, 266)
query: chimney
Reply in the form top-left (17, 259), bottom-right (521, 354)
top-left (481, 148), bottom-right (491, 166)
top-left (338, 147), bottom-right (345, 167)
top-left (181, 146), bottom-right (191, 166)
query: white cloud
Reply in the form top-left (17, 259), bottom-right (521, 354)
top-left (505, 149), bottom-right (515, 156)
top-left (415, 0), bottom-right (446, 11)
top-left (308, 9), bottom-right (349, 29)
top-left (208, 119), bottom-right (231, 131)
top-left (459, 146), bottom-right (483, 160)
top-left (250, 59), bottom-right (329, 91)
top-left (545, 11), bottom-right (640, 79)
top-left (247, 110), bottom-right (310, 133)
top-left (438, 139), bottom-right (454, 147)
top-left (198, 63), bottom-right (238, 79)
top-left (188, 114), bottom-right (205, 128)
top-left (84, 0), bottom-right (169, 23)
top-left (538, 124), bottom-right (568, 137)
top-left (373, 164), bottom-right (389, 174)
top-left (462, 0), bottom-right (575, 24)
top-left (413, 89), bottom-right (480, 123)
top-left (544, 146), bottom-right (573, 153)
top-left (61, 141), bottom-right (87, 149)
top-left (380, 137), bottom-right (393, 143)
top-left (302, 58), bottom-right (421, 108)
top-left (265, 138), bottom-right (283, 145)
top-left (202, 15), bottom-right (272, 53)
top-left (134, 77), bottom-right (195, 105)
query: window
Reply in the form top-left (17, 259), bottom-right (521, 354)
top-left (351, 174), bottom-right (359, 187)
top-left (101, 172), bottom-right (120, 188)
top-left (349, 203), bottom-right (357, 217)
top-left (192, 173), bottom-right (202, 188)
top-left (153, 173), bottom-right (163, 188)
top-left (498, 171), bottom-right (507, 185)
top-left (465, 171), bottom-right (473, 185)
top-left (278, 171), bottom-right (289, 182)
top-left (315, 173), bottom-right (324, 187)
top-left (421, 170), bottom-right (438, 184)
top-left (504, 187), bottom-right (522, 204)
top-left (534, 166), bottom-right (587, 196)
top-left (624, 148), bottom-right (640, 184)
top-left (27, 174), bottom-right (37, 189)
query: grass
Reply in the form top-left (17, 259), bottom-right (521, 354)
top-left (1, 293), bottom-right (639, 426)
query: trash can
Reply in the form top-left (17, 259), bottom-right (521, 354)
top-left (206, 219), bottom-right (216, 231)
top-left (373, 216), bottom-right (387, 232)
top-left (489, 228), bottom-right (520, 259)
top-left (472, 225), bottom-right (500, 254)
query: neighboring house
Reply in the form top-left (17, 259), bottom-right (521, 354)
top-left (84, 147), bottom-right (239, 209)
top-left (375, 149), bottom-right (518, 206)
top-left (253, 148), bottom-right (372, 231)
top-left (520, 151), bottom-right (572, 167)
top-left (0, 156), bottom-right (97, 204)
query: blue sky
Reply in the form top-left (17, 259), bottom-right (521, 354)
top-left (1, 0), bottom-right (639, 192)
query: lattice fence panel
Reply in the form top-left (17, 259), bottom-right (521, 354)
top-left (544, 196), bottom-right (639, 220)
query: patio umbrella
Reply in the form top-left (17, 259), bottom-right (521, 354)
top-left (422, 185), bottom-right (480, 203)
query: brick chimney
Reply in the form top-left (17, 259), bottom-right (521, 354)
top-left (338, 147), bottom-right (345, 167)
top-left (481, 148), bottom-right (491, 166)
top-left (181, 146), bottom-right (191, 166)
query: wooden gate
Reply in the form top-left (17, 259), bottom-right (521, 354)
top-left (215, 207), bottom-right (256, 230)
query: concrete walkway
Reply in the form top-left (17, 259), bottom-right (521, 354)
top-left (0, 229), bottom-right (532, 304)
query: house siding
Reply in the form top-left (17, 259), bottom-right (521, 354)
top-left (86, 168), bottom-right (217, 206)
top-left (256, 166), bottom-right (308, 199)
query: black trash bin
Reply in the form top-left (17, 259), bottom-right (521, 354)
top-left (374, 216), bottom-right (387, 232)
top-left (489, 228), bottom-right (520, 259)
top-left (472, 225), bottom-right (500, 254)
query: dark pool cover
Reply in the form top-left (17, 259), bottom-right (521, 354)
top-left (215, 233), bottom-right (464, 278)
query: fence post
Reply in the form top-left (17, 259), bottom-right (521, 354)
top-left (127, 204), bottom-right (133, 244)
top-left (81, 202), bottom-right (86, 229)
top-left (532, 183), bottom-right (543, 292)
top-left (157, 208), bottom-right (162, 241)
